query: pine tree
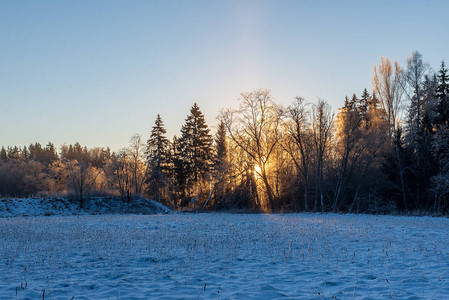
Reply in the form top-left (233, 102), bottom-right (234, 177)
top-left (350, 93), bottom-right (358, 109)
top-left (213, 120), bottom-right (229, 207)
top-left (45, 142), bottom-right (58, 164)
top-left (214, 120), bottom-right (228, 170)
top-left (7, 146), bottom-right (21, 160)
top-left (430, 61), bottom-right (449, 210)
top-left (436, 61), bottom-right (449, 126)
top-left (22, 146), bottom-right (30, 160)
top-left (359, 89), bottom-right (384, 130)
top-left (366, 91), bottom-right (386, 130)
top-left (178, 103), bottom-right (213, 203)
top-left (172, 135), bottom-right (185, 204)
top-left (421, 74), bottom-right (438, 124)
top-left (333, 94), bottom-right (362, 210)
top-left (0, 147), bottom-right (7, 160)
top-left (146, 114), bottom-right (171, 201)
top-left (359, 88), bottom-right (370, 122)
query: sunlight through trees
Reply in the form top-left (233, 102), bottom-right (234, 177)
top-left (2, 52), bottom-right (449, 213)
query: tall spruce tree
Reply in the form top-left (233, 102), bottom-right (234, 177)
top-left (213, 120), bottom-right (229, 207)
top-left (21, 146), bottom-right (30, 160)
top-left (171, 135), bottom-right (185, 203)
top-left (214, 120), bottom-right (228, 170)
top-left (413, 75), bottom-right (439, 209)
top-left (146, 114), bottom-right (171, 201)
top-left (178, 103), bottom-right (213, 203)
top-left (359, 88), bottom-right (370, 123)
top-left (436, 61), bottom-right (449, 126)
top-left (0, 147), bottom-right (7, 160)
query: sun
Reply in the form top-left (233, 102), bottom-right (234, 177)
top-left (254, 164), bottom-right (262, 177)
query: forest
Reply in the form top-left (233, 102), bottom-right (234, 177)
top-left (2, 51), bottom-right (449, 214)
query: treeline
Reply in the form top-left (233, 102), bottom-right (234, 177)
top-left (1, 51), bottom-right (449, 213)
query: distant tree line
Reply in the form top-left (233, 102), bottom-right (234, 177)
top-left (1, 51), bottom-right (449, 214)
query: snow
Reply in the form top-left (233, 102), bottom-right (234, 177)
top-left (1, 213), bottom-right (448, 299)
top-left (0, 197), bottom-right (171, 217)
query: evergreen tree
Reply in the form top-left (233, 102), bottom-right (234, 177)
top-left (61, 142), bottom-right (88, 163)
top-left (436, 61), bottom-right (449, 126)
top-left (350, 93), bottom-right (358, 110)
top-left (171, 135), bottom-right (185, 204)
top-left (359, 89), bottom-right (384, 130)
top-left (7, 146), bottom-right (21, 160)
top-left (214, 120), bottom-right (228, 170)
top-left (410, 74), bottom-right (438, 209)
top-left (380, 126), bottom-right (413, 211)
top-left (359, 88), bottom-right (370, 122)
top-left (0, 147), bottom-right (7, 161)
top-left (45, 142), bottom-right (58, 164)
top-left (213, 120), bottom-right (229, 207)
top-left (333, 93), bottom-right (363, 210)
top-left (421, 74), bottom-right (439, 125)
top-left (146, 114), bottom-right (171, 201)
top-left (67, 144), bottom-right (74, 159)
top-left (28, 142), bottom-right (58, 165)
top-left (99, 147), bottom-right (112, 166)
top-left (404, 51), bottom-right (429, 146)
top-left (178, 103), bottom-right (213, 203)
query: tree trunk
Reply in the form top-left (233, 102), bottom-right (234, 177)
top-left (395, 140), bottom-right (408, 211)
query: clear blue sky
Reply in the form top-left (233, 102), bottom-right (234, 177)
top-left (1, 0), bottom-right (448, 151)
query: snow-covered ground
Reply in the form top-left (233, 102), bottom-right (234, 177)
top-left (1, 213), bottom-right (448, 299)
top-left (0, 197), bottom-right (171, 217)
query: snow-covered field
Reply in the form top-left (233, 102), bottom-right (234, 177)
top-left (1, 213), bottom-right (448, 299)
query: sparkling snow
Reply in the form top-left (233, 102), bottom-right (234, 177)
top-left (1, 213), bottom-right (448, 299)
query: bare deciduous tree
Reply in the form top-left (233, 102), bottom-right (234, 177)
top-left (403, 51), bottom-right (430, 162)
top-left (373, 57), bottom-right (408, 211)
top-left (222, 89), bottom-right (281, 211)
top-left (282, 97), bottom-right (313, 210)
top-left (129, 134), bottom-right (148, 197)
top-left (312, 99), bottom-right (334, 212)
top-left (51, 159), bottom-right (102, 208)
top-left (373, 57), bottom-right (404, 138)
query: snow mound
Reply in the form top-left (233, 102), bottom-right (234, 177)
top-left (0, 197), bottom-right (171, 217)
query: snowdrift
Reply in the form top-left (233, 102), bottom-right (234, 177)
top-left (0, 197), bottom-right (171, 217)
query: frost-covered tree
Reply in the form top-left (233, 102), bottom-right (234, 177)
top-left (50, 159), bottom-right (102, 207)
top-left (435, 61), bottom-right (449, 126)
top-left (7, 146), bottom-right (21, 160)
top-left (28, 142), bottom-right (59, 166)
top-left (403, 51), bottom-right (429, 150)
top-left (402, 52), bottom-right (436, 209)
top-left (373, 57), bottom-right (409, 211)
top-left (128, 134), bottom-right (147, 197)
top-left (106, 150), bottom-right (133, 202)
top-left (431, 126), bottom-right (449, 211)
top-left (0, 160), bottom-right (49, 197)
top-left (373, 57), bottom-right (404, 138)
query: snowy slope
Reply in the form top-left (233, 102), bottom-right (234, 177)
top-left (0, 213), bottom-right (448, 299)
top-left (0, 197), bottom-right (171, 217)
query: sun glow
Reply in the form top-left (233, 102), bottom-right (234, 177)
top-left (254, 164), bottom-right (262, 177)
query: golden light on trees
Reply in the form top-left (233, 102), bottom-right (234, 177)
top-left (254, 163), bottom-right (263, 178)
